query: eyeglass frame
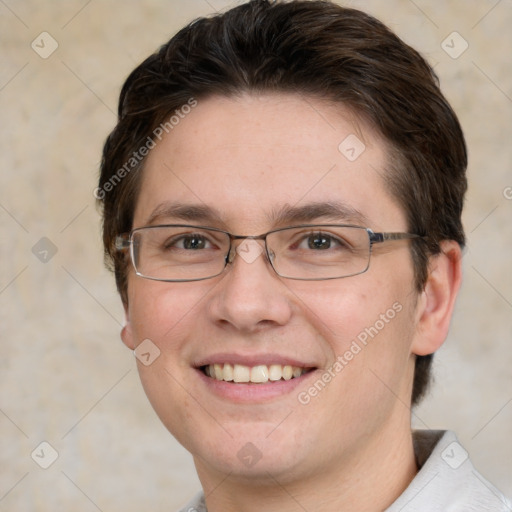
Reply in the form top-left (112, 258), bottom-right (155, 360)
top-left (115, 223), bottom-right (426, 282)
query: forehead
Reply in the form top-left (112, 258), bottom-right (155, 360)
top-left (134, 93), bottom-right (405, 232)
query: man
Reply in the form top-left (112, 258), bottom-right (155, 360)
top-left (97, 1), bottom-right (511, 510)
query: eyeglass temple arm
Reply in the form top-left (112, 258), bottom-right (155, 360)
top-left (369, 231), bottom-right (424, 245)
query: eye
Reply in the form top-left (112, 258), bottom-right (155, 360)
top-left (166, 234), bottom-right (213, 250)
top-left (307, 233), bottom-right (333, 250)
top-left (298, 232), bottom-right (345, 251)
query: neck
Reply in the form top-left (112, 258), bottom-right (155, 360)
top-left (195, 416), bottom-right (418, 512)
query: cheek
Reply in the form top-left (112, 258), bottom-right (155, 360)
top-left (289, 270), bottom-right (410, 351)
top-left (126, 280), bottom-right (214, 444)
top-left (127, 279), bottom-right (214, 348)
top-left (293, 288), bottom-right (417, 432)
top-left (291, 269), bottom-right (417, 405)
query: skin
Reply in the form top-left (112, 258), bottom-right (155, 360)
top-left (121, 94), bottom-right (462, 511)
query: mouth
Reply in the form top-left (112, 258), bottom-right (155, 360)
top-left (201, 363), bottom-right (314, 384)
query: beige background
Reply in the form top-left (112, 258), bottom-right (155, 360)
top-left (1, 0), bottom-right (511, 510)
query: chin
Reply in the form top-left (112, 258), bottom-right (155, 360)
top-left (177, 417), bottom-right (318, 484)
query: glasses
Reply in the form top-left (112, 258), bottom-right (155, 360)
top-left (115, 224), bottom-right (424, 282)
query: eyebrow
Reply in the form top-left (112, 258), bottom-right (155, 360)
top-left (269, 201), bottom-right (369, 226)
top-left (145, 202), bottom-right (224, 226)
top-left (144, 201), bottom-right (370, 229)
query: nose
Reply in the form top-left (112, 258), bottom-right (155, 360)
top-left (207, 239), bottom-right (293, 334)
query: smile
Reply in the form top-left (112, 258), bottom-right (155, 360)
top-left (202, 363), bottom-right (311, 383)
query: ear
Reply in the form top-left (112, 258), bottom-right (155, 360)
top-left (411, 240), bottom-right (463, 356)
top-left (120, 302), bottom-right (136, 350)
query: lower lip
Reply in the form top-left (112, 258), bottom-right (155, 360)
top-left (195, 368), bottom-right (317, 403)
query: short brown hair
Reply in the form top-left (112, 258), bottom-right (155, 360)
top-left (98, 0), bottom-right (467, 406)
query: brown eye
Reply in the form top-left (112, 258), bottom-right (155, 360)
top-left (181, 235), bottom-right (208, 250)
top-left (307, 234), bottom-right (333, 250)
top-left (164, 234), bottom-right (212, 250)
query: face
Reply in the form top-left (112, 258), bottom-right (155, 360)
top-left (122, 94), bottom-right (424, 484)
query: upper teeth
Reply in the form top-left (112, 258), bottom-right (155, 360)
top-left (204, 363), bottom-right (307, 383)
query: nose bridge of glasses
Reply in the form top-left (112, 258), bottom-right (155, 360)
top-left (226, 234), bottom-right (269, 265)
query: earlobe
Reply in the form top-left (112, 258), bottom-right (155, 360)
top-left (120, 306), bottom-right (136, 350)
top-left (411, 240), bottom-right (463, 356)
